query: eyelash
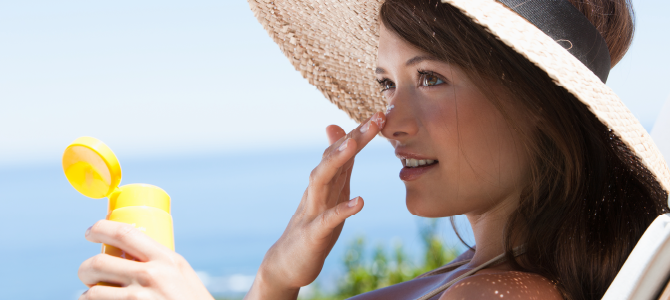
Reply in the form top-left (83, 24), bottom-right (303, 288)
top-left (376, 78), bottom-right (395, 92)
top-left (417, 70), bottom-right (446, 87)
top-left (376, 70), bottom-right (447, 93)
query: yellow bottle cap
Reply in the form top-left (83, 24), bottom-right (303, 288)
top-left (63, 137), bottom-right (171, 214)
top-left (63, 137), bottom-right (122, 199)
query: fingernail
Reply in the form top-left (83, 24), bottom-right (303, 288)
top-left (338, 139), bottom-right (350, 151)
top-left (85, 226), bottom-right (92, 237)
top-left (372, 113), bottom-right (386, 130)
top-left (360, 120), bottom-right (371, 133)
top-left (348, 196), bottom-right (360, 208)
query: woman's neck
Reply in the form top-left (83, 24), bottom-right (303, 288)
top-left (465, 193), bottom-right (520, 268)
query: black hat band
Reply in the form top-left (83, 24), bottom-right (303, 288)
top-left (498, 0), bottom-right (611, 83)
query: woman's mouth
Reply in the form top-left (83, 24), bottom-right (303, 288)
top-left (398, 157), bottom-right (439, 181)
top-left (402, 158), bottom-right (438, 168)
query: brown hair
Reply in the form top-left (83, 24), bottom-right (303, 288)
top-left (379, 1), bottom-right (668, 299)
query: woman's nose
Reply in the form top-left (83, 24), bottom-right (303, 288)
top-left (380, 89), bottom-right (419, 140)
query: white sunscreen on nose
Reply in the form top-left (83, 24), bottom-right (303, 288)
top-left (385, 104), bottom-right (395, 115)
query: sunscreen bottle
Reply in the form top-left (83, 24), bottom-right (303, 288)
top-left (62, 137), bottom-right (175, 261)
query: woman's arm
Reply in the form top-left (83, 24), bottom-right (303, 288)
top-left (244, 112), bottom-right (386, 300)
top-left (76, 112), bottom-right (385, 300)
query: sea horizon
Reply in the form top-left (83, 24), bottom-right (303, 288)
top-left (0, 142), bottom-right (473, 299)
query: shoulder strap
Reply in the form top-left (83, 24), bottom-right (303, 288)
top-left (415, 246), bottom-right (526, 300)
top-left (415, 259), bottom-right (471, 279)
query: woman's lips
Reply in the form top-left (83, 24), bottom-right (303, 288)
top-left (399, 162), bottom-right (438, 181)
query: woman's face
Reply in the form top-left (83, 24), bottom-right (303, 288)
top-left (377, 25), bottom-right (530, 217)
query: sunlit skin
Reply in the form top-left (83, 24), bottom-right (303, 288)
top-left (75, 23), bottom-right (562, 300)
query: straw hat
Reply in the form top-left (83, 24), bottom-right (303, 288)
top-left (247, 0), bottom-right (670, 195)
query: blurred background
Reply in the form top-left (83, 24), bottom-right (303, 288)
top-left (0, 0), bottom-right (668, 299)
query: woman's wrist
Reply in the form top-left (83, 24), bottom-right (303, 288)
top-left (245, 264), bottom-right (300, 300)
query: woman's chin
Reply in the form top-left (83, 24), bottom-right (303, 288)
top-left (405, 191), bottom-right (468, 218)
top-left (406, 194), bottom-right (446, 217)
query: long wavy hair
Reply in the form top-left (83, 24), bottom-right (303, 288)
top-left (379, 1), bottom-right (669, 299)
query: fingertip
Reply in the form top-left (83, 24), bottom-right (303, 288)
top-left (326, 125), bottom-right (346, 144)
top-left (372, 112), bottom-right (386, 130)
top-left (347, 196), bottom-right (363, 209)
top-left (326, 124), bottom-right (343, 132)
top-left (349, 197), bottom-right (364, 216)
top-left (85, 220), bottom-right (106, 242)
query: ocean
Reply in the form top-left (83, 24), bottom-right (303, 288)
top-left (0, 142), bottom-right (473, 299)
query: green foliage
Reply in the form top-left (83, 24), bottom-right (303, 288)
top-left (301, 219), bottom-right (460, 299)
top-left (217, 219), bottom-right (460, 300)
top-left (419, 219), bottom-right (458, 272)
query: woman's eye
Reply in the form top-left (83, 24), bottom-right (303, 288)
top-left (419, 72), bottom-right (444, 87)
top-left (377, 79), bottom-right (396, 92)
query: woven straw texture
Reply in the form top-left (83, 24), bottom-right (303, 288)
top-left (248, 0), bottom-right (385, 121)
top-left (248, 0), bottom-right (670, 194)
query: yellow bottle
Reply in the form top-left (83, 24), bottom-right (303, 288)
top-left (62, 137), bottom-right (175, 262)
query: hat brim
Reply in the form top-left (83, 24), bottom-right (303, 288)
top-left (248, 0), bottom-right (670, 195)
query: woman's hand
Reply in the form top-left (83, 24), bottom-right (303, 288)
top-left (245, 112), bottom-right (386, 300)
top-left (78, 220), bottom-right (214, 300)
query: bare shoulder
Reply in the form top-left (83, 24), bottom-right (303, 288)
top-left (439, 271), bottom-right (563, 300)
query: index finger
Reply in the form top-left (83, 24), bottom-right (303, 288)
top-left (309, 112), bottom-right (385, 188)
top-left (85, 220), bottom-right (170, 262)
top-left (331, 112), bottom-right (386, 155)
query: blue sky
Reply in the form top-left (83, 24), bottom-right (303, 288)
top-left (0, 0), bottom-right (668, 166)
top-left (1, 1), bottom-right (668, 299)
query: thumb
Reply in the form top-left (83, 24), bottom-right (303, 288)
top-left (313, 196), bottom-right (364, 235)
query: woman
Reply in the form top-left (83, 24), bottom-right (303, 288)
top-left (77, 0), bottom-right (670, 299)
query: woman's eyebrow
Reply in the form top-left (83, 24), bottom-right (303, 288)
top-left (405, 55), bottom-right (440, 66)
top-left (375, 55), bottom-right (441, 74)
